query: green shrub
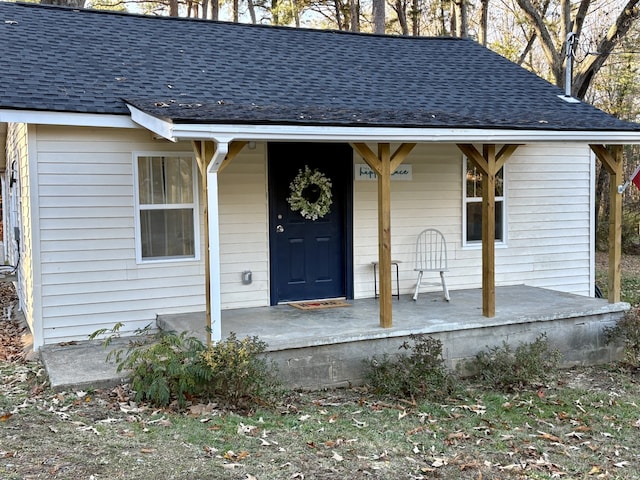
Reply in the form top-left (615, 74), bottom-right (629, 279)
top-left (605, 308), bottom-right (640, 368)
top-left (91, 325), bottom-right (279, 409)
top-left (467, 333), bottom-right (561, 392)
top-left (200, 333), bottom-right (280, 407)
top-left (364, 334), bottom-right (457, 401)
top-left (93, 325), bottom-right (207, 407)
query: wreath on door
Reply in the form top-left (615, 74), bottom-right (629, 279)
top-left (287, 165), bottom-right (333, 221)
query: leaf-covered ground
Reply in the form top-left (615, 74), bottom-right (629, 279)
top-left (2, 283), bottom-right (640, 479)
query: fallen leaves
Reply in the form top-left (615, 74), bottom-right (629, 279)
top-left (459, 404), bottom-right (487, 415)
top-left (537, 431), bottom-right (563, 444)
top-left (229, 450), bottom-right (250, 460)
top-left (0, 284), bottom-right (21, 362)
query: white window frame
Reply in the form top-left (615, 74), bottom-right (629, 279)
top-left (133, 152), bottom-right (200, 264)
top-left (462, 156), bottom-right (507, 248)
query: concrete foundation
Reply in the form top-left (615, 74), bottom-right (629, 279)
top-left (158, 285), bottom-right (627, 390)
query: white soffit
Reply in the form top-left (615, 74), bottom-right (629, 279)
top-left (127, 105), bottom-right (640, 145)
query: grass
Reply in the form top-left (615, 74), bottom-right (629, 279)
top-left (595, 251), bottom-right (640, 306)
top-left (2, 359), bottom-right (640, 479)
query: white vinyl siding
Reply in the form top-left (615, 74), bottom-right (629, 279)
top-left (20, 127), bottom-right (593, 346)
top-left (35, 126), bottom-right (205, 344)
top-left (218, 142), bottom-right (270, 309)
top-left (500, 144), bottom-right (592, 293)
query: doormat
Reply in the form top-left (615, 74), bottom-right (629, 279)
top-left (289, 299), bottom-right (351, 310)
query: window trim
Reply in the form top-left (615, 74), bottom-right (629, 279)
top-left (462, 156), bottom-right (507, 248)
top-left (133, 152), bottom-right (201, 264)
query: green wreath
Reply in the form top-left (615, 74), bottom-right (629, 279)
top-left (287, 165), bottom-right (333, 221)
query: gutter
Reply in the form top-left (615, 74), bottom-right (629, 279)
top-left (127, 105), bottom-right (640, 145)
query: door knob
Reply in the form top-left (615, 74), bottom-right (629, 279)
top-left (276, 225), bottom-right (284, 233)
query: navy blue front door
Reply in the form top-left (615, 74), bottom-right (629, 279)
top-left (268, 143), bottom-right (352, 304)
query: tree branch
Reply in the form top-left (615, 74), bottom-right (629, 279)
top-left (515, 0), bottom-right (563, 83)
top-left (573, 0), bottom-right (640, 98)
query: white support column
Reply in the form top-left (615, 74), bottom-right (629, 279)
top-left (206, 141), bottom-right (229, 343)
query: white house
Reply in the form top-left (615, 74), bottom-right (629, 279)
top-left (1, 2), bottom-right (638, 356)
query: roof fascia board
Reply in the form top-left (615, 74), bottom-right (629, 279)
top-left (0, 109), bottom-right (138, 129)
top-left (128, 104), bottom-right (640, 145)
top-left (128, 105), bottom-right (178, 142)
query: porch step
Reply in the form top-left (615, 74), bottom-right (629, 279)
top-left (156, 312), bottom-right (207, 343)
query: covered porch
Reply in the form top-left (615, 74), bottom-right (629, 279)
top-left (158, 285), bottom-right (627, 389)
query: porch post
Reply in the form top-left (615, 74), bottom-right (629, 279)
top-left (351, 142), bottom-right (415, 328)
top-left (378, 144), bottom-right (393, 327)
top-left (192, 140), bottom-right (229, 346)
top-left (590, 144), bottom-right (623, 303)
top-left (481, 144), bottom-right (497, 317)
top-left (457, 144), bottom-right (518, 317)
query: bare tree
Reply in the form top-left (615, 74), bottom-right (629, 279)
top-left (478, 0), bottom-right (488, 45)
top-left (514, 0), bottom-right (640, 99)
top-left (247, 0), bottom-right (257, 23)
top-left (395, 0), bottom-right (409, 34)
top-left (372, 0), bottom-right (385, 33)
top-left (40, 0), bottom-right (86, 6)
top-left (411, 0), bottom-right (420, 35)
top-left (350, 0), bottom-right (360, 31)
top-left (451, 0), bottom-right (467, 37)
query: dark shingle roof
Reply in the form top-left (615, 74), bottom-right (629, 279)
top-left (1, 1), bottom-right (639, 131)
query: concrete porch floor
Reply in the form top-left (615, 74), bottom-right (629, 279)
top-left (41, 285), bottom-right (629, 391)
top-left (156, 285), bottom-right (628, 389)
top-left (159, 285), bottom-right (627, 351)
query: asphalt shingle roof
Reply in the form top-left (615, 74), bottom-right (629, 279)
top-left (1, 1), bottom-right (639, 131)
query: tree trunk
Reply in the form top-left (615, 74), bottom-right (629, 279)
top-left (478, 0), bottom-right (488, 46)
top-left (212, 0), bottom-right (219, 20)
top-left (515, 0), bottom-right (640, 100)
top-left (292, 0), bottom-right (300, 27)
top-left (247, 0), bottom-right (257, 23)
top-left (233, 0), bottom-right (239, 22)
top-left (334, 0), bottom-right (344, 30)
top-left (439, 0), bottom-right (446, 35)
top-left (395, 0), bottom-right (409, 35)
top-left (372, 0), bottom-right (385, 33)
top-left (186, 0), bottom-right (195, 17)
top-left (168, 0), bottom-right (179, 16)
top-left (350, 0), bottom-right (360, 31)
top-left (573, 0), bottom-right (640, 98)
top-left (453, 0), bottom-right (467, 37)
top-left (40, 0), bottom-right (86, 6)
top-left (411, 0), bottom-right (419, 36)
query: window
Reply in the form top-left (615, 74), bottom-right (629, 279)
top-left (463, 158), bottom-right (505, 245)
top-left (135, 155), bottom-right (199, 262)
